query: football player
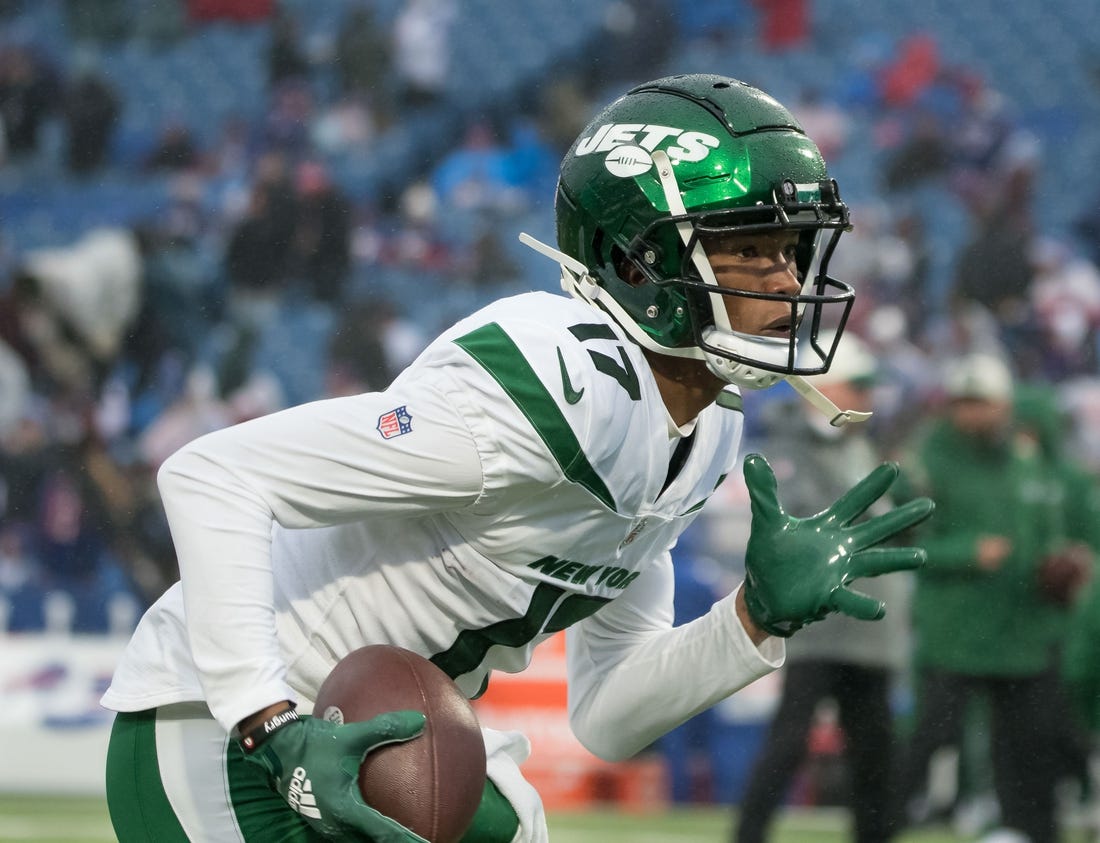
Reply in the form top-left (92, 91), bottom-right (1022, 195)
top-left (102, 74), bottom-right (933, 842)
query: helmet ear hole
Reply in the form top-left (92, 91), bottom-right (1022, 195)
top-left (612, 246), bottom-right (647, 288)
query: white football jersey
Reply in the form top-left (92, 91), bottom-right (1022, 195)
top-left (102, 291), bottom-right (782, 760)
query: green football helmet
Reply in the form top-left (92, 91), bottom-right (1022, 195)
top-left (553, 74), bottom-right (855, 389)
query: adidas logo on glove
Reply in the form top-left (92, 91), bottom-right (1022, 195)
top-left (287, 766), bottom-right (322, 820)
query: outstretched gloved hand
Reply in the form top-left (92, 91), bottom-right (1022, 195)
top-left (741, 453), bottom-right (934, 638)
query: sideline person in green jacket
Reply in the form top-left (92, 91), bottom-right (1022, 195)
top-left (896, 353), bottom-right (1075, 843)
top-left (1013, 382), bottom-right (1100, 822)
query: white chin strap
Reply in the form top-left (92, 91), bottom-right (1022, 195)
top-left (786, 375), bottom-right (873, 427)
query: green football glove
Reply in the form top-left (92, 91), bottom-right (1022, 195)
top-left (741, 453), bottom-right (934, 638)
top-left (241, 710), bottom-right (429, 842)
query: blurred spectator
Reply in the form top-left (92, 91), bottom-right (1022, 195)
top-left (60, 62), bottom-right (121, 175)
top-left (1073, 184), bottom-right (1100, 268)
top-left (268, 5), bottom-right (310, 86)
top-left (367, 296), bottom-right (428, 374)
top-left (733, 332), bottom-right (906, 843)
top-left (860, 305), bottom-right (939, 455)
top-left (0, 44), bottom-right (59, 160)
top-left (32, 465), bottom-right (138, 633)
top-left (206, 114), bottom-right (254, 183)
top-left (592, 0), bottom-right (676, 89)
top-left (288, 160), bottom-right (352, 304)
top-left (951, 207), bottom-right (1035, 328)
top-left (882, 106), bottom-right (951, 193)
top-left (1027, 237), bottom-right (1100, 381)
top-left (1013, 384), bottom-right (1098, 810)
top-left (378, 181), bottom-right (456, 273)
top-left (333, 5), bottom-right (393, 125)
top-left (950, 79), bottom-right (1040, 221)
top-left (920, 295), bottom-right (1008, 383)
top-left (790, 87), bottom-right (850, 162)
top-left (224, 165), bottom-right (298, 331)
top-left (261, 78), bottom-right (315, 158)
top-left (11, 228), bottom-right (143, 395)
top-left (431, 119), bottom-right (534, 215)
top-left (310, 94), bottom-right (375, 158)
top-left (1061, 574), bottom-right (1100, 843)
top-left (895, 353), bottom-right (1073, 843)
top-left (887, 212), bottom-right (934, 335)
top-left (0, 523), bottom-right (46, 632)
top-left (457, 228), bottom-right (522, 289)
top-left (1062, 564), bottom-right (1100, 748)
top-left (187, 0), bottom-right (273, 23)
top-left (325, 298), bottom-right (397, 396)
top-left (392, 0), bottom-right (456, 109)
top-left (879, 32), bottom-right (940, 108)
top-left (143, 121), bottom-right (201, 173)
top-left (136, 366), bottom-right (232, 469)
top-left (751, 0), bottom-right (810, 52)
top-left (1, 397), bottom-right (152, 631)
top-left (0, 336), bottom-right (31, 439)
top-left (64, 0), bottom-right (130, 44)
top-left (535, 76), bottom-right (595, 153)
top-left (132, 0), bottom-right (187, 46)
top-left (827, 202), bottom-right (922, 333)
top-left (500, 118), bottom-right (558, 203)
top-left (673, 0), bottom-right (747, 48)
top-left (833, 31), bottom-right (895, 112)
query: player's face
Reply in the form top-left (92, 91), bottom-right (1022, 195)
top-left (949, 396), bottom-right (1012, 437)
top-left (703, 230), bottom-right (802, 337)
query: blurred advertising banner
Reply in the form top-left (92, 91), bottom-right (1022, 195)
top-left (0, 634), bottom-right (126, 794)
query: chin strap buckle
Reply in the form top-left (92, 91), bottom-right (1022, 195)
top-left (517, 232), bottom-right (602, 302)
top-left (787, 375), bottom-right (873, 427)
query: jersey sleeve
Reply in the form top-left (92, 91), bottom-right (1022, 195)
top-left (564, 556), bottom-right (784, 761)
top-left (157, 379), bottom-right (485, 732)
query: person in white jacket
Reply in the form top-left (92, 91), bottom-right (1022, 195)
top-left (101, 74), bottom-right (932, 843)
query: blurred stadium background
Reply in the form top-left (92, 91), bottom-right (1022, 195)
top-left (3, 0), bottom-right (1100, 841)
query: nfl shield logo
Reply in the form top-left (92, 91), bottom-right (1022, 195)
top-left (376, 405), bottom-right (413, 439)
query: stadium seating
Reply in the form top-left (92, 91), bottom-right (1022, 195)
top-left (4, 0), bottom-right (1100, 643)
top-left (5, 0), bottom-right (1095, 248)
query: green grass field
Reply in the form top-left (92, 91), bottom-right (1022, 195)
top-left (3, 795), bottom-right (1091, 843)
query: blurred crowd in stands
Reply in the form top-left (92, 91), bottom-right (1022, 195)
top-left (3, 0), bottom-right (1100, 830)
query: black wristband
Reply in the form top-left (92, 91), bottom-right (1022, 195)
top-left (239, 705), bottom-right (299, 753)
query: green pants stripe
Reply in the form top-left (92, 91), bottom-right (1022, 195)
top-left (105, 706), bottom-right (518, 842)
top-left (106, 708), bottom-right (321, 842)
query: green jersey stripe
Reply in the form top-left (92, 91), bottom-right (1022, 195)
top-left (430, 579), bottom-right (611, 682)
top-left (454, 323), bottom-right (617, 511)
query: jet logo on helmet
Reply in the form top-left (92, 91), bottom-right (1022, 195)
top-left (574, 122), bottom-right (721, 171)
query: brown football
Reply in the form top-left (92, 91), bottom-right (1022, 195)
top-left (313, 645), bottom-right (486, 843)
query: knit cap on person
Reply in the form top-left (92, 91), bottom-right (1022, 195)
top-left (944, 353), bottom-right (1014, 402)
